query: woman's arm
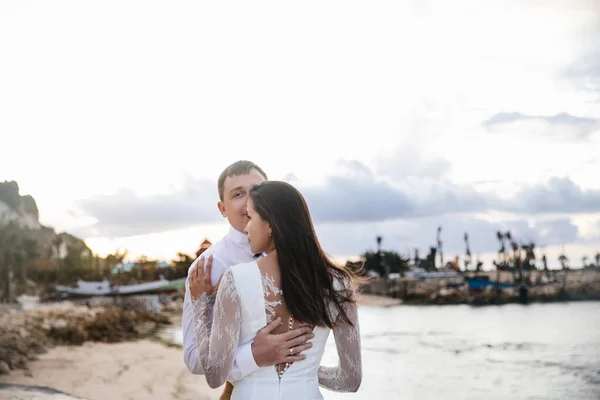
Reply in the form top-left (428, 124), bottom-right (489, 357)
top-left (190, 269), bottom-right (241, 388)
top-left (318, 299), bottom-right (362, 392)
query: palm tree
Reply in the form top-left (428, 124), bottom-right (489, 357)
top-left (504, 231), bottom-right (522, 282)
top-left (558, 254), bottom-right (569, 270)
top-left (0, 222), bottom-right (18, 302)
top-left (436, 227), bottom-right (443, 270)
top-left (464, 233), bottom-right (472, 272)
top-left (493, 231), bottom-right (507, 276)
top-left (541, 254), bottom-right (548, 272)
top-left (496, 231), bottom-right (505, 255)
top-left (51, 235), bottom-right (64, 282)
top-left (475, 258), bottom-right (483, 273)
top-left (413, 248), bottom-right (420, 268)
top-left (519, 242), bottom-right (536, 283)
top-left (582, 256), bottom-right (589, 268)
top-left (506, 231), bottom-right (519, 259)
top-left (595, 253), bottom-right (600, 268)
top-left (0, 221), bottom-right (38, 302)
top-left (558, 250), bottom-right (570, 291)
top-left (17, 235), bottom-right (38, 282)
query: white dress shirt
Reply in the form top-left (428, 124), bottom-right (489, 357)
top-left (182, 227), bottom-right (260, 381)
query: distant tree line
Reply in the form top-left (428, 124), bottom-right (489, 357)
top-left (359, 229), bottom-right (600, 280)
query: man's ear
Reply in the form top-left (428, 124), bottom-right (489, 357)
top-left (217, 201), bottom-right (227, 218)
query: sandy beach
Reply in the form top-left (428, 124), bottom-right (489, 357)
top-left (356, 293), bottom-right (402, 306)
top-left (0, 339), bottom-right (220, 400)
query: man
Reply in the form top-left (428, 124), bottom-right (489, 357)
top-left (182, 160), bottom-right (313, 400)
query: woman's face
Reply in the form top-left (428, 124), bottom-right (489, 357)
top-left (244, 198), bottom-right (273, 254)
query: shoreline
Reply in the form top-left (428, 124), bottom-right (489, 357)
top-left (361, 269), bottom-right (600, 306)
top-left (356, 293), bottom-right (402, 306)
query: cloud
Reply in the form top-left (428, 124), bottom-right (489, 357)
top-left (72, 161), bottom-right (600, 238)
top-left (75, 179), bottom-right (221, 237)
top-left (297, 160), bottom-right (489, 223)
top-left (75, 161), bottom-right (485, 237)
top-left (503, 177), bottom-right (600, 214)
top-left (564, 51), bottom-right (600, 96)
top-left (298, 176), bottom-right (414, 223)
top-left (561, 2), bottom-right (600, 99)
top-left (484, 112), bottom-right (600, 139)
top-left (533, 219), bottom-right (580, 246)
top-left (302, 164), bottom-right (600, 222)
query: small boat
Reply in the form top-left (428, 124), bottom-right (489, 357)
top-left (16, 295), bottom-right (40, 309)
top-left (54, 277), bottom-right (186, 297)
top-left (466, 277), bottom-right (514, 290)
top-left (404, 268), bottom-right (461, 280)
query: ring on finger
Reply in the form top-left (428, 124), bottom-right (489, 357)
top-left (289, 348), bottom-right (294, 355)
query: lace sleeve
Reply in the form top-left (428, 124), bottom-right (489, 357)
top-left (318, 298), bottom-right (362, 392)
top-left (191, 269), bottom-right (241, 389)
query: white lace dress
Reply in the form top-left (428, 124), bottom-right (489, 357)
top-left (191, 261), bottom-right (362, 400)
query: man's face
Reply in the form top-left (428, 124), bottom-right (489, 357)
top-left (218, 169), bottom-right (267, 233)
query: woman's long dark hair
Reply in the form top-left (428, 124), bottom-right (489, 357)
top-left (249, 181), bottom-right (362, 329)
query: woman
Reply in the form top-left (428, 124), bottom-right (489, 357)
top-left (189, 181), bottom-right (362, 399)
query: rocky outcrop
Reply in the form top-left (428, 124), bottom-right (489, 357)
top-left (0, 302), bottom-right (172, 376)
top-left (0, 181), bottom-right (40, 230)
top-left (0, 180), bottom-right (92, 280)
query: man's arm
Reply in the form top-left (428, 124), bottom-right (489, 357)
top-left (182, 256), bottom-right (262, 379)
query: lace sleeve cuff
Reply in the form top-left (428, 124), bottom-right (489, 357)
top-left (191, 292), bottom-right (217, 355)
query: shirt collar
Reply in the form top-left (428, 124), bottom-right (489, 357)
top-left (227, 226), bottom-right (251, 251)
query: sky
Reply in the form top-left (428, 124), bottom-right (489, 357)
top-left (1, 0), bottom-right (599, 268)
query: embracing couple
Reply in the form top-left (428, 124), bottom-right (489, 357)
top-left (182, 160), bottom-right (362, 400)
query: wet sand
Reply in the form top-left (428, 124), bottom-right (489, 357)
top-left (356, 293), bottom-right (402, 306)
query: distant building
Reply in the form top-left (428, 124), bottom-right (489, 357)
top-left (196, 239), bottom-right (212, 257)
top-left (112, 262), bottom-right (135, 274)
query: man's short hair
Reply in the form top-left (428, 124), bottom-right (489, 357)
top-left (217, 160), bottom-right (268, 201)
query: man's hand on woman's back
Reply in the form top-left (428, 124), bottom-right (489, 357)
top-left (252, 318), bottom-right (314, 367)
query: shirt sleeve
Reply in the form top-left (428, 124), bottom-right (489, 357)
top-left (228, 341), bottom-right (259, 382)
top-left (190, 269), bottom-right (242, 388)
